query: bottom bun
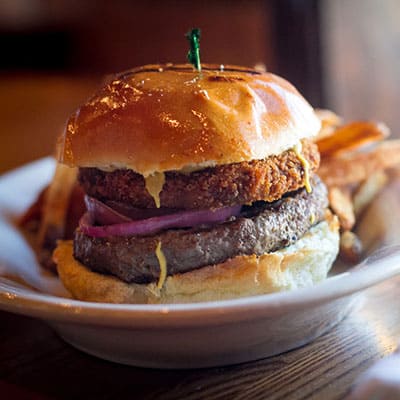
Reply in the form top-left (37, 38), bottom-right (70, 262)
top-left (54, 213), bottom-right (339, 304)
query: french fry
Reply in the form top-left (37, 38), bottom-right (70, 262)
top-left (319, 140), bottom-right (400, 187)
top-left (340, 230), bottom-right (363, 263)
top-left (328, 187), bottom-right (355, 231)
top-left (317, 121), bottom-right (390, 158)
top-left (353, 171), bottom-right (388, 217)
top-left (314, 109), bottom-right (342, 141)
top-left (317, 119), bottom-right (397, 265)
top-left (38, 164), bottom-right (77, 251)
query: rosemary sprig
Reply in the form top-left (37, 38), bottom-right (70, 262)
top-left (185, 28), bottom-right (201, 71)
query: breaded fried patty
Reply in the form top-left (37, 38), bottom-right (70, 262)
top-left (79, 140), bottom-right (319, 210)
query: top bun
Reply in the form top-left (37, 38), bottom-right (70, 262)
top-left (58, 64), bottom-right (321, 176)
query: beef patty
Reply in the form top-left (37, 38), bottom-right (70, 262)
top-left (78, 139), bottom-right (319, 210)
top-left (74, 175), bottom-right (328, 284)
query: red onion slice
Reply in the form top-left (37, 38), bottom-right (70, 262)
top-left (85, 196), bottom-right (131, 225)
top-left (105, 200), bottom-right (182, 220)
top-left (79, 205), bottom-right (241, 238)
top-left (86, 196), bottom-right (184, 223)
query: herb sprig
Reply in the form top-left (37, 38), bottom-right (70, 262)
top-left (185, 28), bottom-right (201, 71)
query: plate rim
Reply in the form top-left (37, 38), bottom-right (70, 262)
top-left (0, 256), bottom-right (399, 327)
top-left (1, 158), bottom-right (400, 327)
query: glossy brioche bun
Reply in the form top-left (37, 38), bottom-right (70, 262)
top-left (58, 64), bottom-right (321, 176)
top-left (54, 214), bottom-right (339, 304)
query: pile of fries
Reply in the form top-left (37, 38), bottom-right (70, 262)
top-left (315, 109), bottom-right (400, 262)
top-left (21, 164), bottom-right (84, 271)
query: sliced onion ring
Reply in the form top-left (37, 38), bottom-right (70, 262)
top-left (105, 200), bottom-right (182, 220)
top-left (85, 196), bottom-right (131, 225)
top-left (86, 196), bottom-right (184, 223)
top-left (79, 205), bottom-right (241, 238)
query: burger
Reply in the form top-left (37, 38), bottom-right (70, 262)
top-left (53, 64), bottom-right (339, 304)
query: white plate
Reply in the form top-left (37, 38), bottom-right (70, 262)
top-left (0, 158), bottom-right (400, 369)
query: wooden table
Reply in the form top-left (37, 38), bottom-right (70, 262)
top-left (1, 276), bottom-right (399, 400)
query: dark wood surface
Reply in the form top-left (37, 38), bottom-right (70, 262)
top-left (1, 276), bottom-right (399, 400)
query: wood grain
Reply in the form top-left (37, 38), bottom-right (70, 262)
top-left (1, 276), bottom-right (399, 400)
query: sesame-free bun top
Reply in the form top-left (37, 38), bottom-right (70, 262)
top-left (58, 64), bottom-right (321, 176)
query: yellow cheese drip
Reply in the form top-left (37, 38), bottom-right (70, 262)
top-left (144, 172), bottom-right (165, 208)
top-left (293, 142), bottom-right (312, 193)
top-left (156, 241), bottom-right (167, 290)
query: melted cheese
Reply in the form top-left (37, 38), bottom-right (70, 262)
top-left (144, 172), bottom-right (165, 208)
top-left (293, 142), bottom-right (312, 193)
top-left (156, 241), bottom-right (167, 289)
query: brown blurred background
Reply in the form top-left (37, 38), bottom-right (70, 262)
top-left (0, 0), bottom-right (399, 174)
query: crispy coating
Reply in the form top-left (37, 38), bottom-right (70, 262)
top-left (79, 139), bottom-right (320, 209)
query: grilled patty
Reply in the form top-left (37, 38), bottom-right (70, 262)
top-left (74, 175), bottom-right (328, 284)
top-left (78, 140), bottom-right (319, 210)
